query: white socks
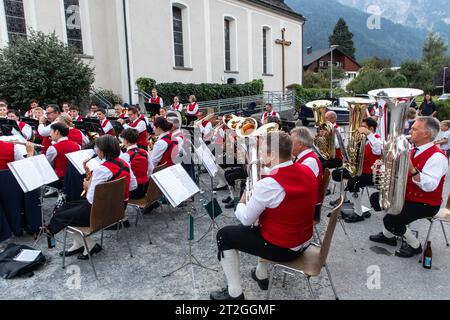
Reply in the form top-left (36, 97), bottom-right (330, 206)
top-left (216, 167), bottom-right (227, 187)
top-left (82, 236), bottom-right (98, 255)
top-left (351, 192), bottom-right (363, 216)
top-left (220, 249), bottom-right (243, 298)
top-left (382, 227), bottom-right (395, 239)
top-left (403, 228), bottom-right (420, 249)
top-left (68, 233), bottom-right (84, 251)
top-left (256, 258), bottom-right (269, 280)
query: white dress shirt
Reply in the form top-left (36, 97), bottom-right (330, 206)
top-left (367, 133), bottom-right (382, 155)
top-left (121, 144), bottom-right (152, 179)
top-left (413, 142), bottom-right (448, 192)
top-left (81, 132), bottom-right (90, 146)
top-left (334, 125), bottom-right (344, 149)
top-left (295, 149), bottom-right (319, 177)
top-left (14, 145), bottom-right (25, 161)
top-left (11, 123), bottom-right (32, 141)
top-left (123, 118), bottom-right (147, 134)
top-left (101, 118), bottom-right (113, 134)
top-left (171, 103), bottom-right (183, 112)
top-left (186, 103), bottom-right (199, 115)
top-left (149, 132), bottom-right (171, 174)
top-left (235, 160), bottom-right (312, 251)
top-left (200, 121), bottom-right (213, 140)
top-left (437, 130), bottom-right (450, 151)
top-left (86, 160), bottom-right (137, 204)
top-left (38, 121), bottom-right (57, 137)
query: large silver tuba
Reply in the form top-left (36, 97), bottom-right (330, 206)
top-left (368, 88), bottom-right (423, 215)
top-left (341, 97), bottom-right (373, 177)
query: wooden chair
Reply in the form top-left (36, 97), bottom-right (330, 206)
top-left (128, 163), bottom-right (169, 244)
top-left (419, 194), bottom-right (450, 262)
top-left (314, 168), bottom-right (331, 244)
top-left (61, 177), bottom-right (131, 280)
top-left (266, 196), bottom-right (344, 300)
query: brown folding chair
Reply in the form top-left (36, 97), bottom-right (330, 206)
top-left (419, 194), bottom-right (450, 262)
top-left (267, 196), bottom-right (344, 300)
top-left (314, 169), bottom-right (331, 243)
top-left (128, 163), bottom-right (169, 244)
top-left (61, 177), bottom-right (131, 279)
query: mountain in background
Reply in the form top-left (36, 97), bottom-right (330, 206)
top-left (286, 0), bottom-right (428, 65)
top-left (337, 0), bottom-right (450, 45)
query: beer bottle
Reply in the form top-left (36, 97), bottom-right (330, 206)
top-left (47, 234), bottom-right (56, 249)
top-left (422, 241), bottom-right (432, 269)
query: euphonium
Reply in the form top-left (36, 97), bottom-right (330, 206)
top-left (236, 118), bottom-right (258, 138)
top-left (368, 88), bottom-right (423, 214)
top-left (311, 100), bottom-right (335, 160)
top-left (342, 97), bottom-right (372, 177)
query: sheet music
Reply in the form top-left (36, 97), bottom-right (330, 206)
top-left (151, 164), bottom-right (199, 207)
top-left (66, 149), bottom-right (98, 175)
top-left (0, 135), bottom-right (27, 155)
top-left (13, 249), bottom-right (41, 262)
top-left (194, 142), bottom-right (218, 177)
top-left (8, 155), bottom-right (58, 192)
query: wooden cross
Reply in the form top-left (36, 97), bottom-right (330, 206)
top-left (275, 28), bottom-right (292, 93)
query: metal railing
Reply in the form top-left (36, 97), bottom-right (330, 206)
top-left (90, 88), bottom-right (113, 111)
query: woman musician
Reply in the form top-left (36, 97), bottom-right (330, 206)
top-left (42, 135), bottom-right (137, 260)
top-left (148, 117), bottom-right (179, 174)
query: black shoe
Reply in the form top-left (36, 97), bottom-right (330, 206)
top-left (325, 189), bottom-right (331, 196)
top-left (222, 196), bottom-right (232, 204)
top-left (59, 247), bottom-right (84, 257)
top-left (77, 244), bottom-right (102, 260)
top-left (225, 201), bottom-right (235, 209)
top-left (43, 189), bottom-right (57, 198)
top-left (251, 268), bottom-right (269, 291)
top-left (344, 213), bottom-right (365, 223)
top-left (329, 198), bottom-right (350, 207)
top-left (144, 201), bottom-right (161, 215)
top-left (395, 241), bottom-right (422, 258)
top-left (213, 185), bottom-right (228, 191)
top-left (363, 211), bottom-right (371, 219)
top-left (210, 287), bottom-right (245, 301)
top-left (369, 232), bottom-right (397, 246)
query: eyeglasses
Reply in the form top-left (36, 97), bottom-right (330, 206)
top-left (45, 111), bottom-right (55, 116)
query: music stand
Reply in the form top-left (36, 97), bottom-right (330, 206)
top-left (73, 121), bottom-right (86, 133)
top-left (107, 117), bottom-right (125, 135)
top-left (21, 117), bottom-right (39, 131)
top-left (82, 118), bottom-right (103, 135)
top-left (0, 119), bottom-right (22, 137)
top-left (144, 103), bottom-right (161, 117)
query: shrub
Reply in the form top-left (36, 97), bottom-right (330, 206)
top-left (0, 31), bottom-right (94, 111)
top-left (91, 88), bottom-right (123, 106)
top-left (136, 78), bottom-right (264, 105)
top-left (287, 84), bottom-right (347, 107)
top-left (136, 77), bottom-right (157, 94)
top-left (436, 100), bottom-right (450, 121)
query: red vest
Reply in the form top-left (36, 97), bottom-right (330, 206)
top-left (202, 121), bottom-right (210, 128)
top-left (118, 113), bottom-right (127, 119)
top-left (362, 133), bottom-right (381, 174)
top-left (405, 145), bottom-right (446, 206)
top-left (42, 137), bottom-right (52, 154)
top-left (159, 134), bottom-right (178, 167)
top-left (0, 141), bottom-right (15, 170)
top-left (101, 119), bottom-right (113, 135)
top-left (334, 124), bottom-right (343, 161)
top-left (18, 122), bottom-right (26, 131)
top-left (53, 139), bottom-right (81, 177)
top-left (298, 151), bottom-right (323, 201)
top-left (259, 163), bottom-right (318, 249)
top-left (171, 103), bottom-right (182, 112)
top-left (187, 103), bottom-right (198, 115)
top-left (126, 148), bottom-right (149, 185)
top-left (129, 118), bottom-right (148, 148)
top-left (68, 128), bottom-right (83, 146)
top-left (150, 96), bottom-right (161, 105)
top-left (102, 158), bottom-right (131, 201)
top-left (74, 116), bottom-right (83, 122)
top-left (263, 111), bottom-right (279, 120)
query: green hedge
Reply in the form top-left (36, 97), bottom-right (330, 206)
top-left (136, 78), bottom-right (264, 105)
top-left (287, 84), bottom-right (347, 108)
top-left (436, 100), bottom-right (450, 121)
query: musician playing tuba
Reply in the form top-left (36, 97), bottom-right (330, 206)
top-left (331, 117), bottom-right (382, 223)
top-left (210, 132), bottom-right (318, 300)
top-left (320, 111), bottom-right (345, 170)
top-left (370, 117), bottom-right (448, 257)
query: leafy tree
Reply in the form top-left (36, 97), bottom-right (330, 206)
top-left (329, 18), bottom-right (355, 59)
top-left (346, 68), bottom-right (388, 94)
top-left (422, 32), bottom-right (449, 73)
top-left (0, 31), bottom-right (94, 110)
top-left (400, 60), bottom-right (435, 92)
top-left (303, 67), bottom-right (346, 89)
top-left (360, 57), bottom-right (393, 70)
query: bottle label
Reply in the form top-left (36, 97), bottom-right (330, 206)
top-left (424, 257), bottom-right (432, 268)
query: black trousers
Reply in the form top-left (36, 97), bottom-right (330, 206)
top-left (186, 115), bottom-right (197, 126)
top-left (383, 201), bottom-right (440, 236)
top-left (332, 169), bottom-right (374, 193)
top-left (216, 225), bottom-right (306, 262)
top-left (130, 183), bottom-right (148, 200)
top-left (48, 199), bottom-right (92, 235)
top-left (320, 157), bottom-right (343, 170)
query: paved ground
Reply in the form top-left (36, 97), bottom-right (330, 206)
top-left (1, 125), bottom-right (450, 300)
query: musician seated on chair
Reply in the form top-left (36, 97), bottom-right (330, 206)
top-left (210, 132), bottom-right (318, 300)
top-left (319, 111), bottom-right (344, 169)
top-left (331, 117), bottom-right (382, 223)
top-left (291, 127), bottom-right (323, 219)
top-left (44, 135), bottom-right (137, 260)
top-left (7, 109), bottom-right (33, 141)
top-left (148, 117), bottom-right (178, 174)
top-left (120, 128), bottom-right (151, 199)
top-left (370, 117), bottom-right (448, 258)
top-left (57, 114), bottom-right (90, 147)
top-left (118, 107), bottom-right (149, 150)
top-left (96, 108), bottom-right (114, 136)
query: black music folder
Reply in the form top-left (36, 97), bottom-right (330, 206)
top-left (82, 118), bottom-right (103, 134)
top-left (0, 119), bottom-right (22, 136)
top-left (73, 121), bottom-right (86, 132)
top-left (21, 117), bottom-right (39, 131)
top-left (144, 103), bottom-right (161, 117)
top-left (107, 117), bottom-right (124, 135)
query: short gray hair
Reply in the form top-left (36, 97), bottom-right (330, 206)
top-left (325, 111), bottom-right (337, 122)
top-left (416, 116), bottom-right (440, 140)
top-left (290, 127), bottom-right (314, 147)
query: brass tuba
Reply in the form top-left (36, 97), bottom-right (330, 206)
top-left (310, 100), bottom-right (335, 160)
top-left (368, 88), bottom-right (423, 214)
top-left (341, 97), bottom-right (373, 177)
